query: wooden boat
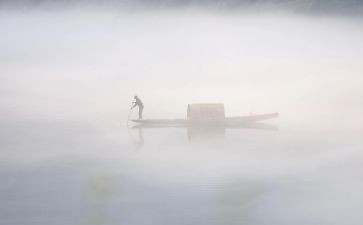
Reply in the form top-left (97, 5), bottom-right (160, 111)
top-left (132, 113), bottom-right (278, 125)
top-left (131, 103), bottom-right (278, 126)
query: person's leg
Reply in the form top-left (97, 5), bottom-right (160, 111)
top-left (139, 106), bottom-right (143, 119)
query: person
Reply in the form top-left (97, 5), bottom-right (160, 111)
top-left (132, 95), bottom-right (144, 119)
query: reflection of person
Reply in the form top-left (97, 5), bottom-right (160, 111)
top-left (132, 95), bottom-right (144, 119)
top-left (136, 128), bottom-right (144, 150)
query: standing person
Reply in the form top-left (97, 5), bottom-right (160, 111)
top-left (132, 95), bottom-right (144, 119)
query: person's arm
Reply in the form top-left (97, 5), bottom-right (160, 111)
top-left (131, 102), bottom-right (136, 108)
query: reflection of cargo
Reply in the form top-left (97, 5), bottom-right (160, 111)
top-left (132, 103), bottom-right (278, 125)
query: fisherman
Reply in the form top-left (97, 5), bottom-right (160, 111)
top-left (132, 95), bottom-right (144, 119)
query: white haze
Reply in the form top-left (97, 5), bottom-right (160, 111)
top-left (0, 7), bottom-right (363, 225)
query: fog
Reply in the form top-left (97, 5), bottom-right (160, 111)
top-left (1, 4), bottom-right (363, 225)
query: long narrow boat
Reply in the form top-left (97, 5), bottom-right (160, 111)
top-left (131, 113), bottom-right (278, 125)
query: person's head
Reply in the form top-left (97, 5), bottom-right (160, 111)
top-left (134, 95), bottom-right (138, 99)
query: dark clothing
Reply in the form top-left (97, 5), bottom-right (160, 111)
top-left (138, 105), bottom-right (144, 119)
top-left (133, 97), bottom-right (144, 119)
top-left (134, 98), bottom-right (143, 107)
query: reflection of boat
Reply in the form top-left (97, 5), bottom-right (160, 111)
top-left (132, 103), bottom-right (277, 125)
top-left (130, 122), bottom-right (278, 144)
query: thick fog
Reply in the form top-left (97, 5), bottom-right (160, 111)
top-left (1, 3), bottom-right (363, 225)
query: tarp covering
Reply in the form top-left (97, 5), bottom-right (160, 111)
top-left (187, 103), bottom-right (225, 121)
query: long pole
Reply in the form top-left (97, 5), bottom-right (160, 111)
top-left (126, 102), bottom-right (134, 127)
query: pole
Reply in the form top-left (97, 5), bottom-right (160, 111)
top-left (126, 103), bottom-right (133, 127)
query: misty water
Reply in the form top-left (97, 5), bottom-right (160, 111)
top-left (1, 7), bottom-right (363, 225)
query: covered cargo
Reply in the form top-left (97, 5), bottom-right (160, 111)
top-left (187, 103), bottom-right (225, 121)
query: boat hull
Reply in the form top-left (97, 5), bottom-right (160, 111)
top-left (131, 113), bottom-right (278, 125)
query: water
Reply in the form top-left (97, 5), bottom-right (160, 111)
top-left (1, 8), bottom-right (363, 225)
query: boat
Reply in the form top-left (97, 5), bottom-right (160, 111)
top-left (131, 103), bottom-right (278, 126)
